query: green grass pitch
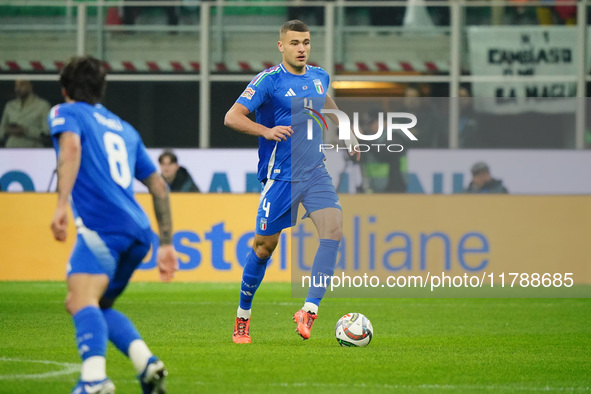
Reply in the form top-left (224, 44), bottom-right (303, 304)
top-left (0, 282), bottom-right (589, 393)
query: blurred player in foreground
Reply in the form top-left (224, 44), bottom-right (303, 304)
top-left (48, 55), bottom-right (177, 394)
top-left (225, 20), bottom-right (358, 343)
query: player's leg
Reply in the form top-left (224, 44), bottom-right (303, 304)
top-left (66, 234), bottom-right (116, 393)
top-left (234, 232), bottom-right (281, 344)
top-left (307, 207), bottom-right (343, 307)
top-left (234, 180), bottom-right (292, 344)
top-left (292, 207), bottom-right (342, 339)
top-left (293, 168), bottom-right (343, 339)
top-left (100, 235), bottom-right (167, 394)
top-left (238, 232), bottom-right (280, 316)
top-left (100, 302), bottom-right (167, 394)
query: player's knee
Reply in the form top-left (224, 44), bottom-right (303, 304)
top-left (253, 244), bottom-right (273, 259)
top-left (325, 226), bottom-right (343, 241)
top-left (252, 233), bottom-right (280, 259)
top-left (253, 241), bottom-right (277, 259)
top-left (65, 291), bottom-right (106, 315)
top-left (64, 296), bottom-right (72, 315)
top-left (64, 293), bottom-right (78, 316)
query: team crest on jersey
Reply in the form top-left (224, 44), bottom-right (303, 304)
top-left (241, 87), bottom-right (256, 100)
top-left (313, 79), bottom-right (324, 94)
top-left (260, 218), bottom-right (267, 231)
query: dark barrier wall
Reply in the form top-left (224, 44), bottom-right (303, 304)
top-left (0, 80), bottom-right (258, 148)
top-left (1, 80), bottom-right (589, 149)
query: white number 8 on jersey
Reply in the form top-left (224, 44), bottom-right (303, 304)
top-left (103, 131), bottom-right (132, 188)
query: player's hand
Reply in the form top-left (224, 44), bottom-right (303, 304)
top-left (50, 206), bottom-right (69, 242)
top-left (156, 244), bottom-right (178, 282)
top-left (264, 126), bottom-right (292, 142)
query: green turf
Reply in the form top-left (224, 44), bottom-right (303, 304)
top-left (0, 282), bottom-right (589, 393)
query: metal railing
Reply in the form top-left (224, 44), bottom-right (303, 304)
top-left (0, 0), bottom-right (588, 148)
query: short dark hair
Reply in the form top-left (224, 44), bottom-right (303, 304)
top-left (59, 56), bottom-right (106, 104)
top-left (471, 161), bottom-right (490, 175)
top-left (280, 20), bottom-right (310, 37)
top-left (158, 150), bottom-right (178, 164)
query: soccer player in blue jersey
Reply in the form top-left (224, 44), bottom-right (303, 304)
top-left (225, 20), bottom-right (358, 343)
top-left (48, 56), bottom-right (177, 394)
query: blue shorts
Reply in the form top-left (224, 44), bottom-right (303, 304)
top-left (255, 165), bottom-right (341, 235)
top-left (67, 225), bottom-right (152, 300)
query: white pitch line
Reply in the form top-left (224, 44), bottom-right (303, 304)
top-left (0, 357), bottom-right (79, 380)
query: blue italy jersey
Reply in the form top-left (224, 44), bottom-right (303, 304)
top-left (48, 102), bottom-right (157, 235)
top-left (236, 63), bottom-right (329, 182)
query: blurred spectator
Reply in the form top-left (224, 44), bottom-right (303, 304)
top-left (458, 84), bottom-right (481, 148)
top-left (0, 79), bottom-right (51, 148)
top-left (287, 0), bottom-right (331, 25)
top-left (359, 106), bottom-right (407, 193)
top-left (403, 84), bottom-right (445, 148)
top-left (553, 0), bottom-right (577, 25)
top-left (362, 1), bottom-right (405, 27)
top-left (426, 0), bottom-right (450, 26)
top-left (504, 0), bottom-right (539, 25)
top-left (463, 162), bottom-right (509, 194)
top-left (158, 150), bottom-right (200, 192)
top-left (498, 0), bottom-right (576, 25)
top-left (122, 0), bottom-right (180, 27)
top-left (535, 0), bottom-right (576, 25)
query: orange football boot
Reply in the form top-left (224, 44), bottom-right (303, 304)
top-left (293, 309), bottom-right (317, 340)
top-left (233, 317), bottom-right (251, 344)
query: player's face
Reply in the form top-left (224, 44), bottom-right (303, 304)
top-left (278, 30), bottom-right (311, 74)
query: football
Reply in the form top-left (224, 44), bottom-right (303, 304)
top-left (335, 313), bottom-right (373, 347)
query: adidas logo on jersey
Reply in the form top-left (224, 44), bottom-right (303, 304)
top-left (284, 88), bottom-right (296, 97)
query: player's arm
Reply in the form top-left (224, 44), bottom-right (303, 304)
top-left (51, 131), bottom-right (81, 242)
top-left (224, 102), bottom-right (292, 142)
top-left (324, 94), bottom-right (360, 161)
top-left (141, 172), bottom-right (177, 281)
top-left (323, 94), bottom-right (340, 125)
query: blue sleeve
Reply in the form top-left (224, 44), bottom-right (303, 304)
top-left (48, 104), bottom-right (81, 137)
top-left (134, 133), bottom-right (157, 181)
top-left (235, 71), bottom-right (273, 113)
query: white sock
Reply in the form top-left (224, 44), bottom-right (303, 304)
top-left (303, 302), bottom-right (318, 315)
top-left (80, 356), bottom-right (106, 382)
top-left (128, 339), bottom-right (153, 374)
top-left (237, 307), bottom-right (251, 319)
